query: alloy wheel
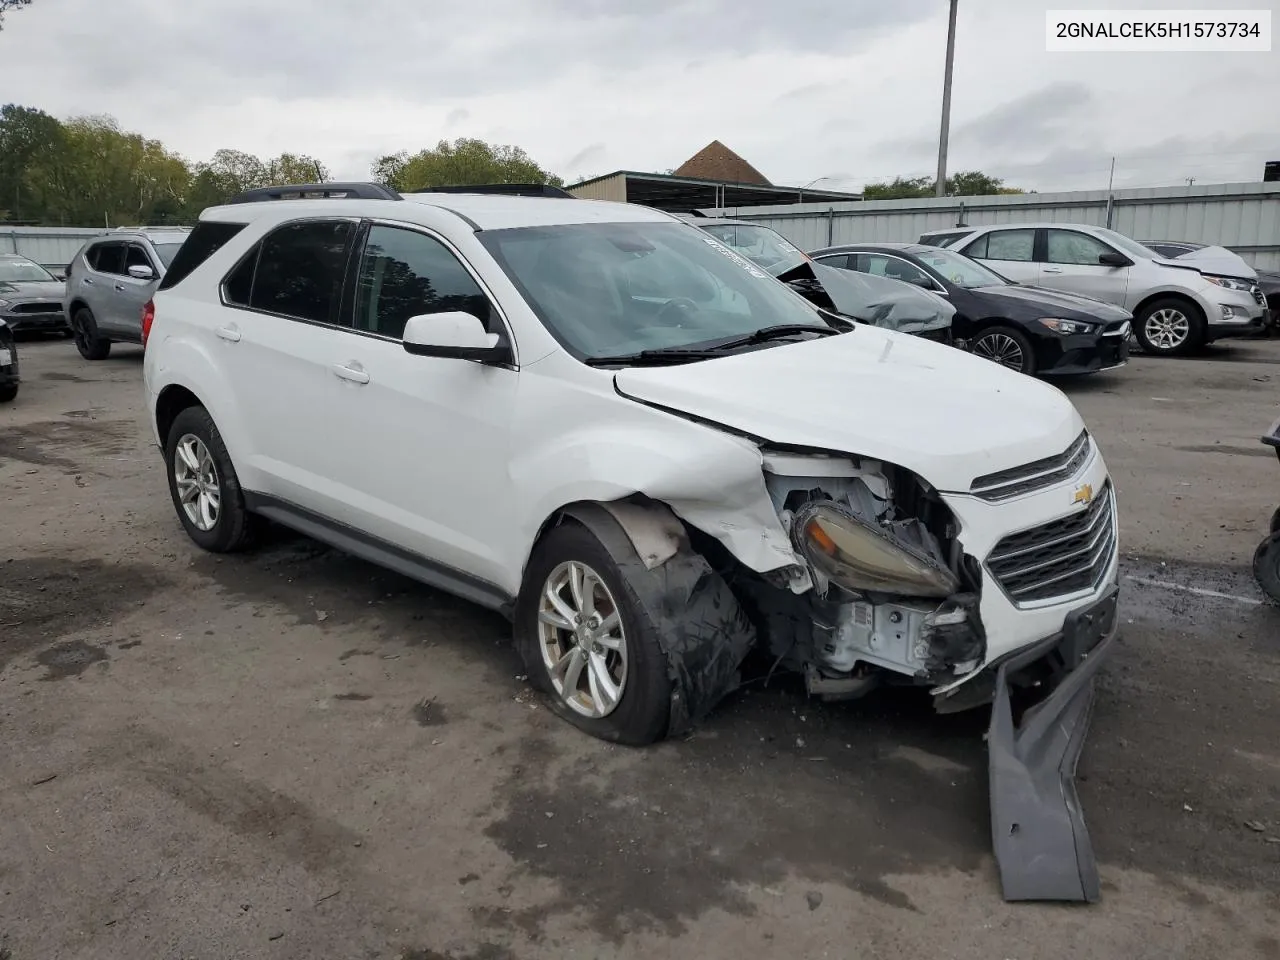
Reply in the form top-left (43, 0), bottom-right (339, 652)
top-left (973, 333), bottom-right (1026, 371)
top-left (536, 560), bottom-right (628, 718)
top-left (173, 434), bottom-right (221, 531)
top-left (1143, 308), bottom-right (1190, 351)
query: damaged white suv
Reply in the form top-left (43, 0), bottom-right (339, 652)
top-left (143, 183), bottom-right (1120, 903)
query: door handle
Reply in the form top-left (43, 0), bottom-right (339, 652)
top-left (1043, 267), bottom-right (1063, 274)
top-left (114, 283), bottom-right (126, 292)
top-left (331, 362), bottom-right (370, 384)
top-left (84, 278), bottom-right (95, 285)
top-left (215, 325), bottom-right (241, 342)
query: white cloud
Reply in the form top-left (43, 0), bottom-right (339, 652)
top-left (0, 0), bottom-right (1275, 192)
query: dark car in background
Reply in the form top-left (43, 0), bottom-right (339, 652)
top-left (809, 242), bottom-right (1132, 376)
top-left (0, 253), bottom-right (70, 335)
top-left (0, 319), bottom-right (19, 403)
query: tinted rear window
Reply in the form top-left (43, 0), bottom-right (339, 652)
top-left (158, 222), bottom-right (246, 291)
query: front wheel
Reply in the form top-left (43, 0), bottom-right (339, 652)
top-left (164, 406), bottom-right (257, 553)
top-left (1254, 533), bottom-right (1280, 604)
top-left (971, 326), bottom-right (1036, 375)
top-left (0, 383), bottom-right (16, 403)
top-left (73, 307), bottom-right (112, 361)
top-left (1134, 298), bottom-right (1204, 356)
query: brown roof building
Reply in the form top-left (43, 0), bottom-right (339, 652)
top-left (567, 140), bottom-right (859, 213)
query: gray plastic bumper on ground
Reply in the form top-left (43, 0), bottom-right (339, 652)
top-left (988, 585), bottom-right (1119, 903)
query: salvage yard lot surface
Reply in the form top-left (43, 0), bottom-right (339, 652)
top-left (2, 338), bottom-right (1279, 960)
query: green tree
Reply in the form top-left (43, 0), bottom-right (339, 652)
top-left (0, 104), bottom-right (64, 220)
top-left (374, 138), bottom-right (563, 191)
top-left (0, 0), bottom-right (33, 30)
top-left (861, 170), bottom-right (1022, 200)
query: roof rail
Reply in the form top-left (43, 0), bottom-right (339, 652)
top-left (226, 182), bottom-right (403, 204)
top-left (112, 224), bottom-right (191, 232)
top-left (418, 183), bottom-right (575, 199)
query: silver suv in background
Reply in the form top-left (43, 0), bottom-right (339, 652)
top-left (64, 226), bottom-right (190, 360)
top-left (918, 223), bottom-right (1266, 355)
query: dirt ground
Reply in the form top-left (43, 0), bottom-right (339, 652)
top-left (2, 336), bottom-right (1278, 960)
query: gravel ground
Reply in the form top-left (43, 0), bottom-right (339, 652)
top-left (2, 337), bottom-right (1278, 960)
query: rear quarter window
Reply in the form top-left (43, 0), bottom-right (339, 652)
top-left (158, 222), bottom-right (247, 291)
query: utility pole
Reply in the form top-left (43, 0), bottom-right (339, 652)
top-left (935, 0), bottom-right (959, 198)
top-left (1186, 177), bottom-right (1196, 186)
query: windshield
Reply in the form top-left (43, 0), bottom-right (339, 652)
top-left (479, 221), bottom-right (833, 359)
top-left (0, 260), bottom-right (57, 283)
top-left (911, 247), bottom-right (1009, 288)
top-left (153, 243), bottom-right (184, 268)
top-left (697, 223), bottom-right (808, 276)
top-left (1093, 228), bottom-right (1158, 260)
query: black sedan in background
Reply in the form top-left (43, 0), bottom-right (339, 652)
top-left (808, 242), bottom-right (1133, 376)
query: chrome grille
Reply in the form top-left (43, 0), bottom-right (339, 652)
top-left (970, 430), bottom-right (1091, 502)
top-left (1252, 285), bottom-right (1265, 306)
top-left (986, 483), bottom-right (1115, 605)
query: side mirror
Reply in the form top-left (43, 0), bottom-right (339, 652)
top-left (402, 311), bottom-right (512, 364)
top-left (128, 264), bottom-right (155, 280)
top-left (1098, 252), bottom-right (1132, 268)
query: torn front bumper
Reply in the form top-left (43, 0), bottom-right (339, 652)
top-left (988, 584), bottom-right (1119, 903)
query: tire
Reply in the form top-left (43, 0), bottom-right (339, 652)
top-left (1134, 297), bottom-right (1204, 357)
top-left (1270, 506), bottom-right (1280, 536)
top-left (514, 514), bottom-right (754, 745)
top-left (1254, 533), bottom-right (1280, 604)
top-left (970, 326), bottom-right (1036, 375)
top-left (164, 406), bottom-right (257, 553)
top-left (72, 307), bottom-right (111, 361)
top-left (0, 383), bottom-right (16, 403)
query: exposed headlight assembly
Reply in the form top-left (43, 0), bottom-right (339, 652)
top-left (791, 500), bottom-right (960, 598)
top-left (1203, 275), bottom-right (1252, 292)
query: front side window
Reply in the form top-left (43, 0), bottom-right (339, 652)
top-left (152, 243), bottom-right (184, 268)
top-left (248, 220), bottom-right (354, 324)
top-left (965, 229), bottom-right (1034, 262)
top-left (353, 225), bottom-right (493, 339)
top-left (1046, 230), bottom-right (1113, 266)
top-left (479, 221), bottom-right (835, 359)
top-left (90, 243), bottom-right (126, 275)
top-left (125, 244), bottom-right (154, 272)
top-left (855, 254), bottom-right (932, 286)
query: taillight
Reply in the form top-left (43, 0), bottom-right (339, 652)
top-left (141, 299), bottom-right (155, 347)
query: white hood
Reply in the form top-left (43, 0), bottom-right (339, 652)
top-left (614, 328), bottom-right (1085, 493)
top-left (1160, 245), bottom-right (1258, 281)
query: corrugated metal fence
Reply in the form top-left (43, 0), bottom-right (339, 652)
top-left (711, 182), bottom-right (1280, 271)
top-left (0, 227), bottom-right (111, 273)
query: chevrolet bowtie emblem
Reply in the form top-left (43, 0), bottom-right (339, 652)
top-left (1073, 483), bottom-right (1095, 506)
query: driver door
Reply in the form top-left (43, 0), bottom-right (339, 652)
top-left (1038, 229), bottom-right (1131, 306)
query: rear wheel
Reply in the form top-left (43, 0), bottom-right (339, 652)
top-left (1134, 298), bottom-right (1204, 356)
top-left (971, 326), bottom-right (1036, 375)
top-left (1254, 533), bottom-right (1280, 604)
top-left (0, 383), bottom-right (17, 403)
top-left (164, 406), bottom-right (257, 553)
top-left (73, 307), bottom-right (111, 361)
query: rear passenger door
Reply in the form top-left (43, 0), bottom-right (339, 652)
top-left (113, 243), bottom-right (161, 339)
top-left (215, 218), bottom-right (363, 515)
top-left (957, 228), bottom-right (1039, 284)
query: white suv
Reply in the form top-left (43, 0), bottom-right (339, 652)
top-left (919, 223), bottom-right (1265, 355)
top-left (144, 182), bottom-right (1122, 901)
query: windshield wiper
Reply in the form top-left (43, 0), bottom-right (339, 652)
top-left (583, 346), bottom-right (729, 367)
top-left (703, 323), bottom-right (840, 351)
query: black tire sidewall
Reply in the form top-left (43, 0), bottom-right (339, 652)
top-left (74, 308), bottom-right (111, 361)
top-left (0, 383), bottom-right (16, 403)
top-left (515, 522), bottom-right (673, 745)
top-left (1254, 533), bottom-right (1280, 604)
top-left (164, 406), bottom-right (254, 553)
top-left (1135, 298), bottom-right (1204, 357)
top-left (973, 325), bottom-right (1036, 375)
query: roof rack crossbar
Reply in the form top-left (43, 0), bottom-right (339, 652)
top-left (416, 183), bottom-right (574, 199)
top-left (226, 182), bottom-right (403, 204)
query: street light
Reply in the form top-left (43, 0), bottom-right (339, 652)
top-left (936, 0), bottom-right (959, 198)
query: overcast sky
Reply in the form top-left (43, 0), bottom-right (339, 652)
top-left (2, 0), bottom-right (1276, 193)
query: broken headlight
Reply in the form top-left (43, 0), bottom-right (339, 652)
top-left (791, 500), bottom-right (960, 598)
